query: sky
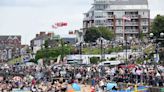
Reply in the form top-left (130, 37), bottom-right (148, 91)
top-left (0, 0), bottom-right (164, 45)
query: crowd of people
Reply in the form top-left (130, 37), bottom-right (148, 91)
top-left (0, 63), bottom-right (163, 91)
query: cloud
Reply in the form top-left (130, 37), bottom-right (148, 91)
top-left (0, 0), bottom-right (163, 44)
top-left (148, 0), bottom-right (164, 18)
top-left (0, 0), bottom-right (92, 7)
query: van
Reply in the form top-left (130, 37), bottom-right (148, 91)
top-left (98, 60), bottom-right (121, 66)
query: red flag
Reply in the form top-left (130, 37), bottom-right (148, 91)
top-left (56, 23), bottom-right (62, 27)
top-left (62, 22), bottom-right (67, 26)
top-left (55, 22), bottom-right (68, 27)
top-left (52, 25), bottom-right (57, 29)
top-left (52, 22), bottom-right (68, 29)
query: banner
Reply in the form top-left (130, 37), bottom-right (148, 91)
top-left (52, 22), bottom-right (68, 29)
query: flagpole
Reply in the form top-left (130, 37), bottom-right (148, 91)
top-left (122, 18), bottom-right (125, 42)
top-left (123, 17), bottom-right (127, 64)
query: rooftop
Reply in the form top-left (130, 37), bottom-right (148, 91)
top-left (94, 0), bottom-right (148, 5)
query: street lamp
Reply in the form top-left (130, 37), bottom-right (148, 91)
top-left (125, 35), bottom-right (128, 64)
top-left (100, 38), bottom-right (103, 61)
top-left (60, 39), bottom-right (64, 62)
top-left (149, 33), bottom-right (154, 38)
top-left (99, 37), bottom-right (104, 62)
top-left (149, 32), bottom-right (164, 68)
top-left (160, 32), bottom-right (164, 37)
top-left (79, 42), bottom-right (83, 64)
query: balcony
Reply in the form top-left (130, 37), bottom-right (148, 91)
top-left (115, 29), bottom-right (138, 34)
top-left (94, 0), bottom-right (109, 4)
top-left (116, 22), bottom-right (138, 26)
top-left (107, 15), bottom-right (114, 19)
top-left (83, 17), bottom-right (93, 21)
top-left (125, 22), bottom-right (138, 26)
top-left (106, 22), bottom-right (114, 26)
top-left (125, 15), bottom-right (139, 19)
top-left (116, 23), bottom-right (123, 26)
top-left (141, 16), bottom-right (149, 18)
top-left (141, 22), bottom-right (149, 26)
top-left (125, 29), bottom-right (139, 34)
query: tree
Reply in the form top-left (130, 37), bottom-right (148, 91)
top-left (151, 15), bottom-right (164, 37)
top-left (151, 15), bottom-right (164, 62)
top-left (44, 40), bottom-right (49, 48)
top-left (84, 27), bottom-right (101, 42)
top-left (90, 57), bottom-right (100, 64)
top-left (84, 26), bottom-right (115, 42)
top-left (98, 26), bottom-right (115, 40)
top-left (139, 31), bottom-right (144, 41)
top-left (35, 45), bottom-right (73, 63)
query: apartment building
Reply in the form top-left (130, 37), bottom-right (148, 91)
top-left (83, 0), bottom-right (150, 40)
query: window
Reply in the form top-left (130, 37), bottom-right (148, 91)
top-left (95, 20), bottom-right (105, 25)
top-left (95, 4), bottom-right (107, 10)
top-left (94, 11), bottom-right (106, 18)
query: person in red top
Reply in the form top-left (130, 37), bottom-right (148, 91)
top-left (32, 79), bottom-right (36, 85)
top-left (91, 86), bottom-right (95, 92)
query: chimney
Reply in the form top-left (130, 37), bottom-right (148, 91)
top-left (47, 32), bottom-right (54, 37)
top-left (40, 32), bottom-right (46, 36)
top-left (36, 34), bottom-right (39, 37)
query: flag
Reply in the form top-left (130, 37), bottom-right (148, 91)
top-left (122, 16), bottom-right (131, 21)
top-left (52, 25), bottom-right (57, 29)
top-left (61, 22), bottom-right (67, 26)
top-left (52, 22), bottom-right (68, 29)
top-left (55, 22), bottom-right (68, 27)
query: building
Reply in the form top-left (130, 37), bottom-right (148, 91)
top-left (83, 0), bottom-right (150, 40)
top-left (63, 38), bottom-right (76, 44)
top-left (0, 35), bottom-right (21, 61)
top-left (30, 32), bottom-right (54, 54)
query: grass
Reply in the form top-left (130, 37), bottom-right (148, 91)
top-left (8, 56), bottom-right (22, 65)
top-left (82, 47), bottom-right (101, 54)
top-left (143, 44), bottom-right (155, 54)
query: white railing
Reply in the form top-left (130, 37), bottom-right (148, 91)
top-left (116, 22), bottom-right (138, 26)
top-left (125, 29), bottom-right (139, 33)
top-left (108, 15), bottom-right (114, 19)
top-left (141, 22), bottom-right (148, 25)
top-left (94, 0), bottom-right (110, 4)
top-left (106, 22), bottom-right (113, 26)
top-left (125, 22), bottom-right (138, 26)
top-left (125, 15), bottom-right (138, 18)
top-left (115, 30), bottom-right (138, 34)
top-left (83, 17), bottom-right (93, 21)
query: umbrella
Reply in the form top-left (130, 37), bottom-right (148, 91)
top-left (67, 89), bottom-right (74, 92)
top-left (72, 83), bottom-right (81, 91)
top-left (25, 62), bottom-right (37, 66)
top-left (106, 82), bottom-right (117, 91)
top-left (118, 64), bottom-right (136, 69)
top-left (13, 76), bottom-right (22, 81)
top-left (127, 64), bottom-right (136, 68)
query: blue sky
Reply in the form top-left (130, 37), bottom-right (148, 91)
top-left (0, 0), bottom-right (164, 44)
